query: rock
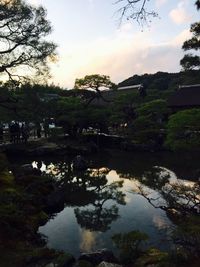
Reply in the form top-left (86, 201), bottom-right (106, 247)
top-left (44, 253), bottom-right (76, 267)
top-left (21, 163), bottom-right (33, 170)
top-left (79, 249), bottom-right (118, 266)
top-left (16, 164), bottom-right (41, 177)
top-left (24, 248), bottom-right (59, 267)
top-left (56, 253), bottom-right (76, 267)
top-left (134, 248), bottom-right (168, 267)
top-left (28, 143), bottom-right (60, 156)
top-left (97, 261), bottom-right (122, 267)
top-left (75, 260), bottom-right (94, 267)
top-left (44, 264), bottom-right (55, 267)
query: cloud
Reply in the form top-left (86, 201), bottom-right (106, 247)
top-left (155, 0), bottom-right (168, 8)
top-left (172, 29), bottom-right (191, 46)
top-left (87, 0), bottom-right (95, 10)
top-left (27, 0), bottom-right (42, 6)
top-left (153, 215), bottom-right (169, 230)
top-left (169, 1), bottom-right (191, 25)
top-left (50, 25), bottom-right (188, 88)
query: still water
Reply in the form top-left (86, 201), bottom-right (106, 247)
top-left (17, 151), bottom-right (200, 257)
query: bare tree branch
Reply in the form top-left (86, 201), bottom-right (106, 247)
top-left (114, 0), bottom-right (158, 26)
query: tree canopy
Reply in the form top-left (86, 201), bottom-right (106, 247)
top-left (74, 74), bottom-right (116, 106)
top-left (74, 74), bottom-right (115, 92)
top-left (195, 0), bottom-right (200, 9)
top-left (0, 0), bottom-right (57, 83)
top-left (180, 1), bottom-right (200, 70)
top-left (166, 108), bottom-right (200, 151)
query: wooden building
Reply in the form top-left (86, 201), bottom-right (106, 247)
top-left (91, 84), bottom-right (143, 106)
top-left (168, 84), bottom-right (200, 111)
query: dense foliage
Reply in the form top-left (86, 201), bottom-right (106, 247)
top-left (180, 1), bottom-right (200, 70)
top-left (0, 0), bottom-right (57, 83)
top-left (74, 74), bottom-right (116, 106)
top-left (166, 109), bottom-right (200, 151)
top-left (1, 70), bottom-right (200, 151)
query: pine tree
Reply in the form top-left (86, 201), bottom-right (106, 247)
top-left (180, 1), bottom-right (200, 70)
top-left (0, 0), bottom-right (57, 83)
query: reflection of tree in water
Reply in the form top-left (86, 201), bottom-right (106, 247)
top-left (43, 161), bottom-right (126, 228)
top-left (125, 166), bottom-right (200, 258)
top-left (134, 166), bottom-right (200, 216)
top-left (75, 205), bottom-right (119, 232)
top-left (74, 168), bottom-right (126, 232)
top-left (116, 165), bottom-right (200, 216)
top-left (44, 161), bottom-right (99, 206)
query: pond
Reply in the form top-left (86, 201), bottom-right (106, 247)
top-left (12, 150), bottom-right (200, 257)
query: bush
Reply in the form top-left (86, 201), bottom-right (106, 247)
top-left (112, 230), bottom-right (149, 263)
top-left (166, 109), bottom-right (200, 151)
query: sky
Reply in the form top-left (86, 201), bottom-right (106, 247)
top-left (27, 0), bottom-right (199, 88)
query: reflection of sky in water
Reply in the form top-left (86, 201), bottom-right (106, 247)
top-left (80, 230), bottom-right (97, 252)
top-left (154, 166), bottom-right (196, 187)
top-left (39, 168), bottom-right (173, 257)
top-left (32, 161), bottom-right (46, 172)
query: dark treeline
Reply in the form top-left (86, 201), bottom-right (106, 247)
top-left (118, 70), bottom-right (200, 91)
top-left (1, 69), bottom-right (200, 151)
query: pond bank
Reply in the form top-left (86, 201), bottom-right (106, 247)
top-left (1, 145), bottom-right (200, 267)
top-left (1, 138), bottom-right (97, 157)
top-left (0, 133), bottom-right (169, 159)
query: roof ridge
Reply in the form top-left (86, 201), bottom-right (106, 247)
top-left (179, 84), bottom-right (200, 88)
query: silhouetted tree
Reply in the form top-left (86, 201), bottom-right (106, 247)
top-left (74, 74), bottom-right (115, 106)
top-left (0, 0), bottom-right (57, 83)
top-left (180, 1), bottom-right (200, 70)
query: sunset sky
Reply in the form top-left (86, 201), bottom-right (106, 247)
top-left (28, 0), bottom-right (199, 88)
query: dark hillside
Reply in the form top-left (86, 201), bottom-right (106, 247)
top-left (118, 70), bottom-right (200, 91)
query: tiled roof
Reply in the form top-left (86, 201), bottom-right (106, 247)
top-left (168, 85), bottom-right (200, 107)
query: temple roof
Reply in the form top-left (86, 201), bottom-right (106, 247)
top-left (168, 85), bottom-right (200, 107)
